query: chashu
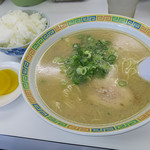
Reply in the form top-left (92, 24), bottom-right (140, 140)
top-left (88, 66), bottom-right (134, 109)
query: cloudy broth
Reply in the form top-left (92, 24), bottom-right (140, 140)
top-left (35, 29), bottom-right (150, 125)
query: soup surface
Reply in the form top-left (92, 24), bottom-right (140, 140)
top-left (35, 29), bottom-right (150, 125)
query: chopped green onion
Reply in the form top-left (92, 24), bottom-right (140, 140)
top-left (106, 65), bottom-right (110, 68)
top-left (87, 36), bottom-right (94, 42)
top-left (54, 34), bottom-right (117, 85)
top-left (73, 43), bottom-right (79, 49)
top-left (61, 80), bottom-right (67, 86)
top-left (107, 112), bottom-right (111, 115)
top-left (76, 67), bottom-right (87, 75)
top-left (108, 55), bottom-right (116, 64)
top-left (118, 80), bottom-right (127, 87)
top-left (53, 57), bottom-right (63, 64)
top-left (83, 51), bottom-right (91, 58)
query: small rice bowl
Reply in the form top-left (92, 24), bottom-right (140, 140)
top-left (0, 10), bottom-right (48, 48)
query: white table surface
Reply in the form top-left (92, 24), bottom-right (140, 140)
top-left (0, 0), bottom-right (150, 150)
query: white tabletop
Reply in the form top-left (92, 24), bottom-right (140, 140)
top-left (0, 0), bottom-right (150, 150)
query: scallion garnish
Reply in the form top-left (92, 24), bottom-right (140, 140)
top-left (53, 34), bottom-right (117, 85)
top-left (118, 80), bottom-right (128, 87)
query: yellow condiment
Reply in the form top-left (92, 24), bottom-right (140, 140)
top-left (0, 69), bottom-right (18, 95)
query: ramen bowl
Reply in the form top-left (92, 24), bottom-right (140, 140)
top-left (19, 14), bottom-right (150, 136)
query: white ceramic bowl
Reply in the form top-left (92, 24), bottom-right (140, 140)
top-left (19, 14), bottom-right (150, 136)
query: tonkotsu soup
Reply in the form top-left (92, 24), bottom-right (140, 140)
top-left (35, 29), bottom-right (150, 125)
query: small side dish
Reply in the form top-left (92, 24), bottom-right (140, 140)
top-left (0, 61), bottom-right (21, 107)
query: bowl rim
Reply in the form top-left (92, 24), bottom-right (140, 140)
top-left (0, 9), bottom-right (50, 50)
top-left (19, 14), bottom-right (150, 136)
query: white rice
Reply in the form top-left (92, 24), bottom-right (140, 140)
top-left (0, 10), bottom-right (47, 48)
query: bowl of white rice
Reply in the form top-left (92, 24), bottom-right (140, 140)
top-left (0, 9), bottom-right (49, 57)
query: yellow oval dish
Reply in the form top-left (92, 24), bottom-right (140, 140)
top-left (0, 61), bottom-right (21, 107)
